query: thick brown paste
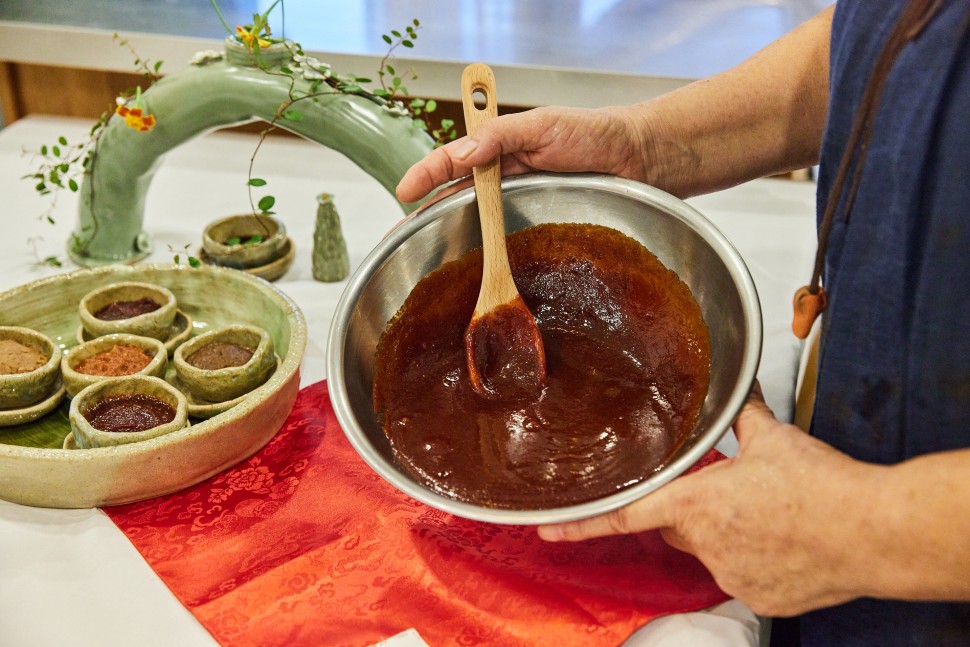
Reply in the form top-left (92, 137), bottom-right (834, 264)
top-left (373, 223), bottom-right (711, 510)
top-left (83, 393), bottom-right (176, 433)
top-left (94, 297), bottom-right (161, 321)
top-left (186, 342), bottom-right (254, 370)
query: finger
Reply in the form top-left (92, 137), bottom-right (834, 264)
top-left (732, 379), bottom-right (776, 446)
top-left (396, 138), bottom-right (475, 203)
top-left (538, 486), bottom-right (678, 542)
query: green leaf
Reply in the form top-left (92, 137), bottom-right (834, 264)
top-left (386, 64), bottom-right (396, 75)
top-left (154, 60), bottom-right (163, 72)
top-left (59, 163), bottom-right (69, 173)
top-left (373, 89), bottom-right (390, 98)
top-left (426, 99), bottom-right (437, 112)
top-left (58, 136), bottom-right (67, 145)
top-left (68, 179), bottom-right (78, 192)
top-left (244, 234), bottom-right (264, 246)
top-left (391, 30), bottom-right (401, 37)
top-left (173, 254), bottom-right (180, 264)
top-left (248, 178), bottom-right (267, 187)
top-left (43, 255), bottom-right (62, 267)
top-left (226, 236), bottom-right (242, 246)
top-left (40, 145), bottom-right (48, 155)
top-left (413, 18), bottom-right (420, 26)
top-left (188, 256), bottom-right (201, 268)
top-left (441, 118), bottom-right (455, 129)
top-left (280, 66), bottom-right (293, 74)
top-left (258, 195), bottom-right (276, 212)
top-left (382, 34), bottom-right (392, 44)
top-left (410, 98), bottom-right (425, 108)
top-left (354, 76), bottom-right (372, 83)
top-left (402, 40), bottom-right (413, 48)
top-left (282, 109), bottom-right (304, 121)
top-left (46, 215), bottom-right (56, 225)
top-left (52, 146), bottom-right (61, 157)
top-left (343, 84), bottom-right (362, 93)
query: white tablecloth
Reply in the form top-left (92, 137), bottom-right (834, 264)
top-left (0, 116), bottom-right (817, 646)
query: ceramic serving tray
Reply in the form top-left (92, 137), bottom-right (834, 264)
top-left (0, 264), bottom-right (306, 508)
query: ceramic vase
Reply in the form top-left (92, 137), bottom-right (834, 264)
top-left (312, 193), bottom-right (350, 282)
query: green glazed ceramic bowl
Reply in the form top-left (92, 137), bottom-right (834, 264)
top-left (0, 326), bottom-right (62, 409)
top-left (69, 375), bottom-right (188, 449)
top-left (78, 281), bottom-right (178, 341)
top-left (61, 333), bottom-right (167, 398)
top-left (202, 214), bottom-right (288, 269)
top-left (0, 263), bottom-right (306, 508)
top-left (173, 324), bottom-right (276, 402)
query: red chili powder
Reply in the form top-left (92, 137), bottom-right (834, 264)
top-left (75, 344), bottom-right (153, 376)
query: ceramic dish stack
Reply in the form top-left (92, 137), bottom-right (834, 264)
top-left (0, 264), bottom-right (306, 508)
top-left (198, 214), bottom-right (295, 282)
top-left (76, 281), bottom-right (193, 355)
top-left (170, 324), bottom-right (281, 420)
top-left (0, 326), bottom-right (66, 427)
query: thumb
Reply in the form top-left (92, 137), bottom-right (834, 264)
top-left (732, 379), bottom-right (777, 447)
top-left (538, 484), bottom-right (678, 542)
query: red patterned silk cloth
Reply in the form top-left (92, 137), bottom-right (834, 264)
top-left (106, 381), bottom-right (729, 647)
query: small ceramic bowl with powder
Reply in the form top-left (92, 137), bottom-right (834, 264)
top-left (173, 324), bottom-right (276, 403)
top-left (61, 333), bottom-right (167, 398)
top-left (0, 326), bottom-right (62, 409)
top-left (78, 282), bottom-right (178, 341)
top-left (68, 375), bottom-right (188, 449)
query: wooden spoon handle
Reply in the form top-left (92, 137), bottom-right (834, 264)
top-left (461, 63), bottom-right (516, 312)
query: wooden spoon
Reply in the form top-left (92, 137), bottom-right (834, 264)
top-left (461, 63), bottom-right (547, 400)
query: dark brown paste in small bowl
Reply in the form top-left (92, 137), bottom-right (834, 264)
top-left (373, 223), bottom-right (711, 510)
top-left (93, 297), bottom-right (161, 321)
top-left (186, 342), bottom-right (255, 370)
top-left (83, 393), bottom-right (176, 433)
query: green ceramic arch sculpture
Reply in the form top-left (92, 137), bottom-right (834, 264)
top-left (71, 41), bottom-right (435, 265)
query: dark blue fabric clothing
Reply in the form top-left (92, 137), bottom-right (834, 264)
top-left (805, 1), bottom-right (970, 645)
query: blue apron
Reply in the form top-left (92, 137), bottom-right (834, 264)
top-left (806, 1), bottom-right (970, 644)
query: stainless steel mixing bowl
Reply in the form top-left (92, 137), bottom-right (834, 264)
top-left (328, 173), bottom-right (762, 525)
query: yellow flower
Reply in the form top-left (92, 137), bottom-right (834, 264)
top-left (236, 25), bottom-right (271, 49)
top-left (115, 105), bottom-right (156, 132)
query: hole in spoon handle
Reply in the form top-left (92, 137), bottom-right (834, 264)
top-left (462, 64), bottom-right (498, 137)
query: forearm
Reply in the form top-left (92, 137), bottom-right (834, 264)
top-left (852, 449), bottom-right (970, 601)
top-left (627, 5), bottom-right (833, 198)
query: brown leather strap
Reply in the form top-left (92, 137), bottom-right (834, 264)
top-left (792, 0), bottom-right (948, 339)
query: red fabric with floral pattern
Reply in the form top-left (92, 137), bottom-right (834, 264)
top-left (106, 381), bottom-right (729, 647)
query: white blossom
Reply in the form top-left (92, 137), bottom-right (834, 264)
top-left (190, 50), bottom-right (224, 66)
